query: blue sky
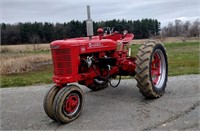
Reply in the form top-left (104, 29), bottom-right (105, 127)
top-left (1, 0), bottom-right (199, 27)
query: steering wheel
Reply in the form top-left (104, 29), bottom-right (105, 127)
top-left (112, 24), bottom-right (127, 35)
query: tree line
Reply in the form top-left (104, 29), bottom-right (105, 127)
top-left (161, 19), bottom-right (200, 37)
top-left (1, 19), bottom-right (160, 45)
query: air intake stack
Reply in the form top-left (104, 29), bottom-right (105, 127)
top-left (86, 5), bottom-right (94, 39)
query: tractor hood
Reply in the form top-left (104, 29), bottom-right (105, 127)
top-left (50, 36), bottom-right (117, 54)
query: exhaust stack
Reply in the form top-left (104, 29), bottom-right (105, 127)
top-left (86, 5), bottom-right (94, 38)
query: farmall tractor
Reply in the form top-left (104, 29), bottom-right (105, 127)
top-left (43, 6), bottom-right (168, 123)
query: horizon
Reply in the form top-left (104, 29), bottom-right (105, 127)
top-left (1, 18), bottom-right (199, 28)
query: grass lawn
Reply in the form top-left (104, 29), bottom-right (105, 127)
top-left (0, 65), bottom-right (53, 88)
top-left (164, 42), bottom-right (199, 76)
top-left (131, 41), bottom-right (199, 76)
top-left (0, 41), bottom-right (199, 88)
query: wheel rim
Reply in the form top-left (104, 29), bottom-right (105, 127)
top-left (151, 49), bottom-right (166, 89)
top-left (63, 93), bottom-right (80, 116)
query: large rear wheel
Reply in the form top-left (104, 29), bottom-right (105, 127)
top-left (135, 40), bottom-right (168, 98)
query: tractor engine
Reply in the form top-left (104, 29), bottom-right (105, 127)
top-left (50, 30), bottom-right (137, 87)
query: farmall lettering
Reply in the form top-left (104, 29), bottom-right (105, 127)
top-left (88, 42), bottom-right (103, 48)
top-left (43, 5), bottom-right (168, 124)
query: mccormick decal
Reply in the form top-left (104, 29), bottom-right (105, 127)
top-left (88, 42), bottom-right (103, 48)
top-left (80, 43), bottom-right (104, 53)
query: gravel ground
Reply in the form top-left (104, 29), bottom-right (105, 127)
top-left (0, 74), bottom-right (199, 130)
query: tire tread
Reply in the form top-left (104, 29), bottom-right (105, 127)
top-left (135, 40), bottom-right (167, 98)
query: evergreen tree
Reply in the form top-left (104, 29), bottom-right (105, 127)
top-left (1, 19), bottom-right (162, 45)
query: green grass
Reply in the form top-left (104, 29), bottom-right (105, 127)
top-left (0, 65), bottom-right (53, 88)
top-left (165, 42), bottom-right (199, 76)
top-left (0, 41), bottom-right (199, 88)
top-left (131, 41), bottom-right (199, 76)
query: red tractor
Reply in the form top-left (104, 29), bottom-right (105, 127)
top-left (43, 6), bottom-right (168, 123)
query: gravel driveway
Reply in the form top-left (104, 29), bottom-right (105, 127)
top-left (1, 75), bottom-right (199, 130)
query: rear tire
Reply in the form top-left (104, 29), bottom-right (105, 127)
top-left (135, 40), bottom-right (168, 98)
top-left (53, 85), bottom-right (84, 123)
top-left (43, 85), bottom-right (60, 121)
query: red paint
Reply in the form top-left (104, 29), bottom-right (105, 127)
top-left (50, 30), bottom-right (135, 87)
top-left (151, 52), bottom-right (161, 85)
top-left (65, 94), bottom-right (79, 113)
top-left (97, 28), bottom-right (103, 33)
top-left (97, 28), bottom-right (103, 40)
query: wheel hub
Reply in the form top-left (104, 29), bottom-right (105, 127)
top-left (151, 49), bottom-right (166, 89)
top-left (64, 93), bottom-right (80, 116)
top-left (151, 52), bottom-right (161, 85)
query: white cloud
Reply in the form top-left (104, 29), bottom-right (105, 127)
top-left (176, 16), bottom-right (199, 21)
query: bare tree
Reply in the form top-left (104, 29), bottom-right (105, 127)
top-left (183, 21), bottom-right (190, 36)
top-left (161, 19), bottom-right (200, 39)
top-left (175, 20), bottom-right (183, 36)
top-left (189, 19), bottom-right (200, 37)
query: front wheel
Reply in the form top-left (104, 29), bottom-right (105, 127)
top-left (135, 40), bottom-right (168, 98)
top-left (43, 85), bottom-right (60, 121)
top-left (53, 85), bottom-right (84, 123)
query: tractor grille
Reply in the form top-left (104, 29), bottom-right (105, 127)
top-left (52, 49), bottom-right (72, 76)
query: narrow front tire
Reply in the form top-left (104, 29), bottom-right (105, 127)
top-left (53, 85), bottom-right (84, 123)
top-left (43, 85), bottom-right (60, 121)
